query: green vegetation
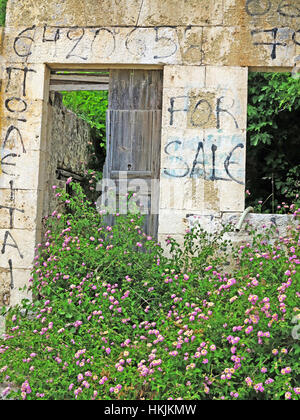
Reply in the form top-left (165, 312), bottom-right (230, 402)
top-left (0, 181), bottom-right (299, 400)
top-left (0, 0), bottom-right (7, 26)
top-left (246, 72), bottom-right (300, 212)
top-left (61, 72), bottom-right (300, 214)
top-left (61, 90), bottom-right (108, 174)
top-left (61, 90), bottom-right (108, 150)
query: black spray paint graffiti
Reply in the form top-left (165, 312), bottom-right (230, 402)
top-left (251, 28), bottom-right (292, 60)
top-left (1, 64), bottom-right (35, 293)
top-left (41, 25), bottom-right (117, 60)
top-left (12, 22), bottom-right (299, 64)
top-left (246, 0), bottom-right (300, 18)
top-left (168, 95), bottom-right (239, 129)
top-left (13, 25), bottom-right (36, 58)
top-left (5, 67), bottom-right (37, 97)
top-left (164, 140), bottom-right (245, 185)
top-left (246, 1), bottom-right (300, 59)
top-left (1, 231), bottom-right (24, 259)
top-left (14, 25), bottom-right (200, 62)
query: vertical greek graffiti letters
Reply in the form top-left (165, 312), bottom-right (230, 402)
top-left (0, 153), bottom-right (18, 176)
top-left (1, 231), bottom-right (24, 259)
top-left (3, 126), bottom-right (26, 154)
top-left (224, 143), bottom-right (245, 185)
top-left (8, 259), bottom-right (14, 290)
top-left (5, 67), bottom-right (37, 97)
top-left (164, 140), bottom-right (190, 178)
top-left (7, 116), bottom-right (27, 123)
top-left (1, 126), bottom-right (26, 176)
top-left (5, 97), bottom-right (27, 113)
top-left (0, 205), bottom-right (25, 229)
top-left (9, 181), bottom-right (16, 201)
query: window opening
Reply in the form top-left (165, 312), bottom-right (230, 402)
top-left (246, 71), bottom-right (300, 213)
top-left (48, 69), bottom-right (163, 238)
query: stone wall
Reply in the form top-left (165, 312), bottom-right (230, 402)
top-left (0, 89), bottom-right (90, 308)
top-left (43, 92), bottom-right (90, 218)
top-left (188, 212), bottom-right (298, 241)
top-left (0, 0), bottom-right (299, 311)
top-left (2, 0), bottom-right (299, 68)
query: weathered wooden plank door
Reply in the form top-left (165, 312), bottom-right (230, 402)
top-left (103, 69), bottom-right (163, 238)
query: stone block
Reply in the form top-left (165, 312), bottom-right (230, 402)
top-left (163, 65), bottom-right (206, 89)
top-left (0, 149), bottom-right (46, 190)
top-left (158, 208), bottom-right (189, 235)
top-left (159, 177), bottom-right (206, 212)
top-left (138, 0), bottom-right (223, 26)
top-left (0, 267), bottom-right (10, 306)
top-left (6, 0), bottom-right (87, 27)
top-left (0, 188), bottom-right (40, 230)
top-left (9, 268), bottom-right (33, 306)
top-left (224, 0), bottom-right (300, 32)
top-left (219, 182), bottom-right (245, 213)
top-left (0, 228), bottom-right (36, 269)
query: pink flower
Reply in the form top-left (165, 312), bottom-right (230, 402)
top-left (245, 326), bottom-right (253, 334)
top-left (285, 392), bottom-right (292, 400)
top-left (245, 377), bottom-right (253, 386)
top-left (2, 387), bottom-right (11, 397)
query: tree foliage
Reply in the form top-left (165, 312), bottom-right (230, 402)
top-left (246, 72), bottom-right (300, 212)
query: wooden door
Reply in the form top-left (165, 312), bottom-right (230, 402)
top-left (103, 69), bottom-right (163, 238)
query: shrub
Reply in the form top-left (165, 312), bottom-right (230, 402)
top-left (0, 182), bottom-right (299, 400)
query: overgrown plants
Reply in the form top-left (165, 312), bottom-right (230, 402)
top-left (1, 181), bottom-right (299, 400)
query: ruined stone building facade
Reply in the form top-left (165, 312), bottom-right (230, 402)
top-left (0, 0), bottom-right (299, 312)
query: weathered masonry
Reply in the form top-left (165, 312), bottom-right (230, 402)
top-left (0, 0), bottom-right (299, 309)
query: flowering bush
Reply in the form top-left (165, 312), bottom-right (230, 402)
top-left (0, 182), bottom-right (299, 400)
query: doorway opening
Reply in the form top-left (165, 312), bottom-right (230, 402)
top-left (47, 68), bottom-right (163, 238)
